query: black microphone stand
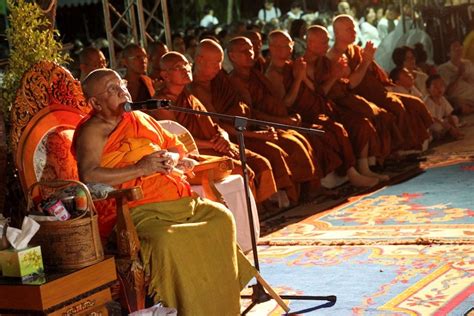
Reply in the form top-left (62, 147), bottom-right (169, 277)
top-left (151, 101), bottom-right (337, 314)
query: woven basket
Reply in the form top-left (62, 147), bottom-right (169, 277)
top-left (27, 180), bottom-right (104, 270)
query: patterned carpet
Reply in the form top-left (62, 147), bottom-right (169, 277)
top-left (244, 244), bottom-right (474, 315)
top-left (243, 151), bottom-right (474, 314)
top-left (259, 161), bottom-right (474, 246)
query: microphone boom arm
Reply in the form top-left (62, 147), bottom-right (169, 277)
top-left (158, 102), bottom-right (325, 136)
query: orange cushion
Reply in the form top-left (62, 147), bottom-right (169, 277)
top-left (35, 127), bottom-right (79, 183)
top-left (35, 128), bottom-right (116, 238)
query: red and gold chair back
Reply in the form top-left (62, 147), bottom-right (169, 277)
top-left (10, 61), bottom-right (91, 200)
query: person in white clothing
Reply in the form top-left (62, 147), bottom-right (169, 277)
top-left (200, 5), bottom-right (219, 28)
top-left (377, 4), bottom-right (398, 40)
top-left (389, 67), bottom-right (424, 99)
top-left (437, 40), bottom-right (474, 114)
top-left (286, 1), bottom-right (304, 20)
top-left (360, 6), bottom-right (381, 47)
top-left (424, 74), bottom-right (463, 140)
top-left (258, 0), bottom-right (282, 23)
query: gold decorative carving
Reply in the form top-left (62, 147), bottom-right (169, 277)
top-left (10, 61), bottom-right (92, 152)
top-left (64, 299), bottom-right (96, 315)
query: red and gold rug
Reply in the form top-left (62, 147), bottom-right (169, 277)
top-left (243, 244), bottom-right (474, 315)
top-left (260, 162), bottom-right (474, 246)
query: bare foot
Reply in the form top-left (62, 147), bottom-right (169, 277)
top-left (348, 171), bottom-right (379, 187)
top-left (360, 169), bottom-right (390, 181)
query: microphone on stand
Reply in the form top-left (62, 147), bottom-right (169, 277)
top-left (123, 99), bottom-right (172, 112)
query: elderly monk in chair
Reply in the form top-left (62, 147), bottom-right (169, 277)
top-left (74, 69), bottom-right (255, 315)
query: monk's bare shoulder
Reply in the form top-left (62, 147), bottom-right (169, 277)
top-left (75, 118), bottom-right (109, 151)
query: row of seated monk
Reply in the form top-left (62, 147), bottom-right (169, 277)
top-left (78, 15), bottom-right (443, 210)
top-left (71, 14), bottom-right (463, 314)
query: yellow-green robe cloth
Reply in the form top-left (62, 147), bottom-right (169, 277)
top-left (132, 197), bottom-right (255, 315)
top-left (99, 111), bottom-right (255, 314)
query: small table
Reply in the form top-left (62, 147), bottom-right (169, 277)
top-left (0, 257), bottom-right (117, 315)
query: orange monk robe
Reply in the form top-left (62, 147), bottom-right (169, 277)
top-left (84, 111), bottom-right (192, 237)
top-left (253, 55), bottom-right (268, 73)
top-left (126, 74), bottom-right (155, 102)
top-left (282, 62), bottom-right (372, 176)
top-left (155, 88), bottom-right (277, 203)
top-left (191, 70), bottom-right (295, 197)
top-left (345, 44), bottom-right (433, 150)
top-left (90, 112), bottom-right (254, 314)
top-left (313, 55), bottom-right (402, 159)
top-left (243, 68), bottom-right (319, 181)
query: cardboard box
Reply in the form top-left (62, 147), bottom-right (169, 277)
top-left (0, 246), bottom-right (44, 278)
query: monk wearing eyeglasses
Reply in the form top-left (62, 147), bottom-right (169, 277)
top-left (153, 51), bottom-right (278, 206)
top-left (74, 68), bottom-right (255, 315)
top-left (122, 43), bottom-right (156, 102)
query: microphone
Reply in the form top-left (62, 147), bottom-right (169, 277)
top-left (123, 99), bottom-right (172, 112)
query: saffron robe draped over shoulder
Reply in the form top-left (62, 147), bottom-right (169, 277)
top-left (126, 74), bottom-right (156, 103)
top-left (98, 111), bottom-right (255, 315)
top-left (314, 55), bottom-right (401, 159)
top-left (345, 44), bottom-right (433, 150)
top-left (283, 61), bottom-right (370, 176)
top-left (100, 112), bottom-right (191, 206)
top-left (243, 68), bottom-right (318, 184)
top-left (198, 71), bottom-right (298, 203)
top-left (89, 111), bottom-right (192, 236)
top-left (156, 88), bottom-right (277, 203)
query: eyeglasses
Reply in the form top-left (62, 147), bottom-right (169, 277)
top-left (93, 79), bottom-right (128, 97)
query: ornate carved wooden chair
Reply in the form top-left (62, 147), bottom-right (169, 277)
top-left (9, 61), bottom-right (240, 312)
top-left (9, 61), bottom-right (146, 311)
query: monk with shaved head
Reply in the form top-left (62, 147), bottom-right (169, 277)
top-left (153, 51), bottom-right (278, 206)
top-left (191, 38), bottom-right (310, 209)
top-left (329, 15), bottom-right (433, 153)
top-left (266, 30), bottom-right (383, 187)
top-left (122, 43), bottom-right (155, 102)
top-left (79, 47), bottom-right (107, 81)
top-left (75, 68), bottom-right (255, 314)
top-left (228, 36), bottom-right (319, 201)
top-left (147, 41), bottom-right (169, 81)
top-left (305, 25), bottom-right (401, 165)
top-left (243, 30), bottom-right (267, 73)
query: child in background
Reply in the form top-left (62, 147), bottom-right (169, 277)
top-left (389, 67), bottom-right (424, 99)
top-left (424, 74), bottom-right (464, 140)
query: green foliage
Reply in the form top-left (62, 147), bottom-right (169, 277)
top-left (1, 0), bottom-right (69, 115)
